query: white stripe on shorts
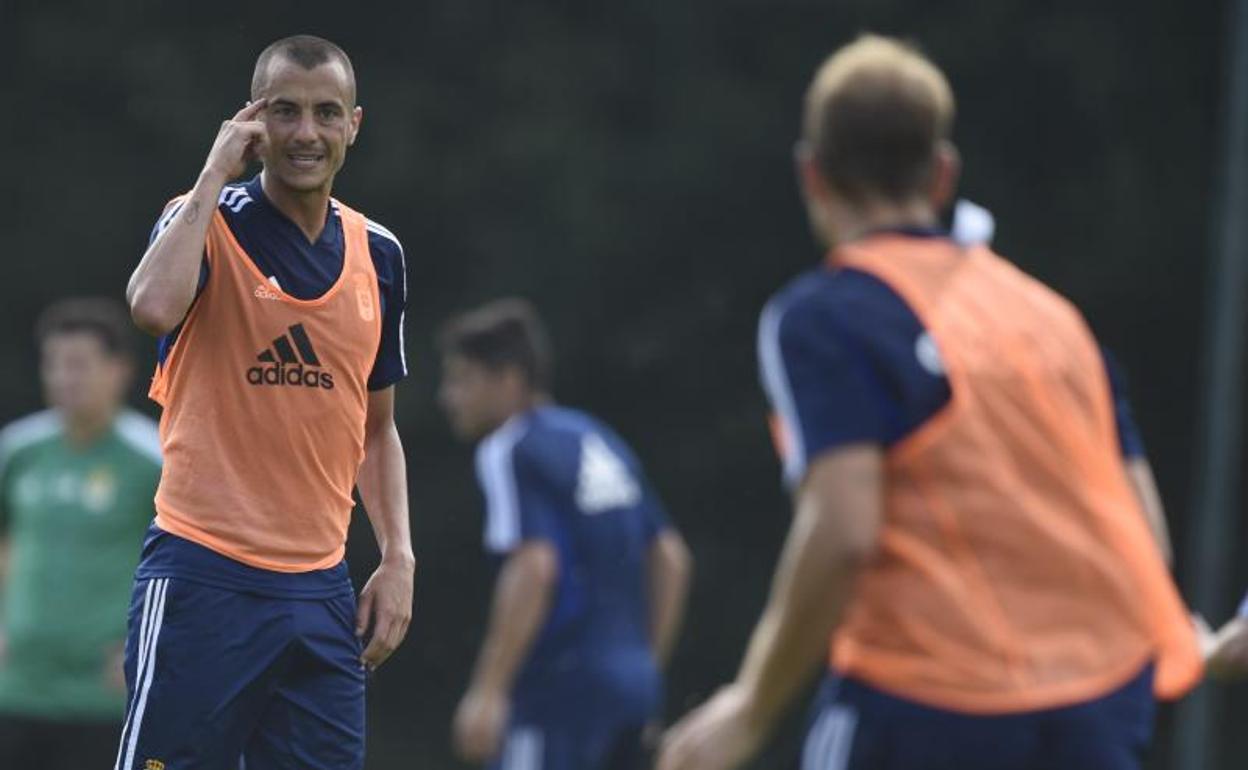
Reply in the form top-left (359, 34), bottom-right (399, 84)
top-left (115, 579), bottom-right (157, 770)
top-left (116, 579), bottom-right (170, 770)
top-left (803, 704), bottom-right (858, 770)
top-left (503, 727), bottom-right (544, 770)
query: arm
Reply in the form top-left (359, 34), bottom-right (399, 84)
top-left (658, 446), bottom-right (882, 770)
top-left (468, 542), bottom-right (558, 700)
top-left (648, 528), bottom-right (693, 668)
top-left (454, 541), bottom-right (558, 762)
top-left (1124, 457), bottom-right (1173, 567)
top-left (127, 99), bottom-right (269, 335)
top-left (736, 446), bottom-right (880, 729)
top-left (354, 386), bottom-right (415, 670)
top-left (1100, 349), bottom-right (1172, 565)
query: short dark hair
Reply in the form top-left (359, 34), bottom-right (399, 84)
top-left (251, 35), bottom-right (356, 103)
top-left (438, 299), bottom-right (553, 390)
top-left (35, 298), bottom-right (135, 359)
top-left (803, 35), bottom-right (954, 204)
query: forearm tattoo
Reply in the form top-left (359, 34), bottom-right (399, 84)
top-left (182, 200), bottom-right (202, 224)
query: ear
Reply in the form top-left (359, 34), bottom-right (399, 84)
top-left (348, 105), bottom-right (364, 147)
top-left (501, 365), bottom-right (530, 398)
top-left (794, 140), bottom-right (831, 206)
top-left (930, 140), bottom-right (961, 211)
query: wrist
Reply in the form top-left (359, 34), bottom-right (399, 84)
top-left (196, 166), bottom-right (231, 190)
top-left (380, 548), bottom-right (416, 571)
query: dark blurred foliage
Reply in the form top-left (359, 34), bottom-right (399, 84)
top-left (2, 0), bottom-right (1243, 766)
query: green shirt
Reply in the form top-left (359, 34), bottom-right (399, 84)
top-left (0, 409), bottom-right (161, 721)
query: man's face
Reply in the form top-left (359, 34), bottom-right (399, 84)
top-left (255, 57), bottom-right (362, 194)
top-left (438, 355), bottom-right (512, 442)
top-left (41, 332), bottom-right (129, 423)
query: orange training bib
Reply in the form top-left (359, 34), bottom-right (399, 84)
top-left (825, 235), bottom-right (1201, 712)
top-left (149, 198), bottom-right (381, 572)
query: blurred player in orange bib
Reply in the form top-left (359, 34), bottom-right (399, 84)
top-left (658, 34), bottom-right (1201, 770)
top-left (116, 35), bottom-right (414, 770)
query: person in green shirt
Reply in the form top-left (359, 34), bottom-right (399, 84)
top-left (0, 298), bottom-right (160, 769)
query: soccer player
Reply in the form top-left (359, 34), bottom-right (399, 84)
top-left (0, 299), bottom-right (160, 770)
top-left (657, 35), bottom-right (1201, 770)
top-left (118, 35), bottom-right (413, 770)
top-left (438, 299), bottom-right (692, 770)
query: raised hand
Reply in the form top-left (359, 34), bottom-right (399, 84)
top-left (202, 98), bottom-right (270, 182)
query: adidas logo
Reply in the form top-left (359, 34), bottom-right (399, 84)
top-left (246, 324), bottom-right (335, 389)
top-left (575, 433), bottom-right (641, 514)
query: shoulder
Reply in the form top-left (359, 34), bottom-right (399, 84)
top-left (155, 185), bottom-right (253, 238)
top-left (0, 410), bottom-right (62, 473)
top-left (983, 250), bottom-right (1089, 328)
top-left (162, 184), bottom-right (254, 218)
top-left (0, 410), bottom-right (62, 452)
top-left (151, 193), bottom-right (191, 238)
top-left (546, 407), bottom-right (636, 460)
top-left (527, 407), bottom-right (645, 484)
top-left (474, 415), bottom-right (535, 485)
top-left (761, 267), bottom-right (912, 354)
top-left (114, 409), bottom-right (163, 467)
top-left (474, 416), bottom-right (539, 551)
top-left (764, 267), bottom-right (910, 328)
top-left (522, 407), bottom-right (598, 456)
top-left (359, 215), bottom-right (405, 276)
top-left (474, 409), bottom-right (591, 485)
top-left (217, 183), bottom-right (256, 215)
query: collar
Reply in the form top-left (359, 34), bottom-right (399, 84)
top-left (244, 175), bottom-right (341, 250)
top-left (863, 224), bottom-right (950, 239)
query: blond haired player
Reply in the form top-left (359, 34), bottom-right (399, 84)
top-left (659, 35), bottom-right (1200, 770)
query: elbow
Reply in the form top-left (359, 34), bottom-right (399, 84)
top-left (665, 532), bottom-right (694, 586)
top-left (829, 535), bottom-right (876, 574)
top-left (517, 541), bottom-right (560, 589)
top-left (128, 291), bottom-right (184, 337)
top-left (652, 531), bottom-right (694, 594)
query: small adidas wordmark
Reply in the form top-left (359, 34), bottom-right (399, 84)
top-left (253, 283), bottom-right (281, 301)
top-left (246, 324), bottom-right (335, 389)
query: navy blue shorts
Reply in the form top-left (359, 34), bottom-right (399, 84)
top-left (112, 577), bottom-right (365, 770)
top-left (801, 666), bottom-right (1155, 770)
top-left (487, 720), bottom-right (649, 770)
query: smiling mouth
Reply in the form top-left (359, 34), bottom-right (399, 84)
top-left (287, 153), bottom-right (325, 169)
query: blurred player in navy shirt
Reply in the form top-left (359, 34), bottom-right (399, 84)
top-left (438, 299), bottom-right (692, 770)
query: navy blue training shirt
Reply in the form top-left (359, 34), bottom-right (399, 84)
top-left (474, 405), bottom-right (668, 725)
top-left (759, 231), bottom-right (1147, 488)
top-left (148, 175), bottom-right (407, 391)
